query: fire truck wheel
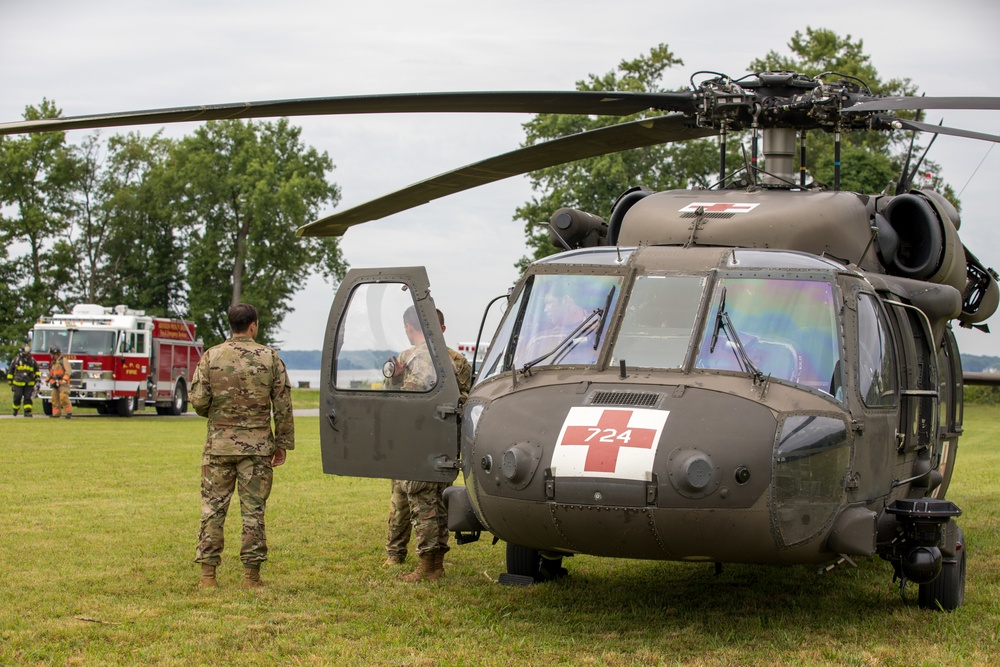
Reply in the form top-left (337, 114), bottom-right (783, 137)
top-left (169, 383), bottom-right (188, 416)
top-left (117, 395), bottom-right (135, 418)
top-left (96, 402), bottom-right (109, 415)
top-left (42, 400), bottom-right (53, 417)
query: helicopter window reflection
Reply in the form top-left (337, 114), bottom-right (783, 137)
top-left (695, 278), bottom-right (841, 395)
top-left (333, 281), bottom-right (439, 392)
top-left (857, 294), bottom-right (898, 407)
top-left (512, 274), bottom-right (623, 369)
top-left (611, 275), bottom-right (705, 369)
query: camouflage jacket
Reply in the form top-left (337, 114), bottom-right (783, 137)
top-left (190, 334), bottom-right (294, 456)
top-left (447, 347), bottom-right (473, 405)
top-left (389, 342), bottom-right (436, 392)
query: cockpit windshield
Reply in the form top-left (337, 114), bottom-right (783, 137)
top-left (611, 275), bottom-right (707, 369)
top-left (478, 273), bottom-right (622, 379)
top-left (695, 278), bottom-right (841, 396)
top-left (476, 264), bottom-right (842, 400)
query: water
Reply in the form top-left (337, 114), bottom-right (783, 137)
top-left (287, 369), bottom-right (321, 388)
top-left (287, 368), bottom-right (384, 389)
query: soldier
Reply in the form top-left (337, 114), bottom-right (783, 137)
top-left (8, 343), bottom-right (41, 417)
top-left (190, 303), bottom-right (294, 589)
top-left (384, 308), bottom-right (472, 582)
top-left (47, 346), bottom-right (73, 419)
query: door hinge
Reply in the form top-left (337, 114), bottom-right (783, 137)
top-left (434, 455), bottom-right (459, 471)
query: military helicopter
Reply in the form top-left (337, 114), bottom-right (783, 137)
top-left (4, 70), bottom-right (999, 611)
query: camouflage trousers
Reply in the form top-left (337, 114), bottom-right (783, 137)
top-left (12, 384), bottom-right (34, 415)
top-left (386, 479), bottom-right (450, 558)
top-left (195, 454), bottom-right (273, 567)
top-left (49, 384), bottom-right (72, 416)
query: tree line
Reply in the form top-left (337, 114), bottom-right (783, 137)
top-left (1, 111), bottom-right (346, 356)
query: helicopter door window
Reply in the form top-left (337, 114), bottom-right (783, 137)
top-left (857, 294), bottom-right (898, 408)
top-left (332, 281), bottom-right (439, 392)
top-left (511, 273), bottom-right (622, 369)
top-left (611, 275), bottom-right (705, 369)
top-left (695, 278), bottom-right (841, 395)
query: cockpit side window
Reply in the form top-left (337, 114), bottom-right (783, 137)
top-left (857, 293), bottom-right (898, 407)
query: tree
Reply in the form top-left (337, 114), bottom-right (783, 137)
top-left (169, 119), bottom-right (345, 346)
top-left (97, 132), bottom-right (187, 316)
top-left (0, 99), bottom-right (83, 354)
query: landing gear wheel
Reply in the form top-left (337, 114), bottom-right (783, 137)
top-left (505, 542), bottom-right (541, 581)
top-left (504, 543), bottom-right (568, 582)
top-left (117, 395), bottom-right (135, 418)
top-left (918, 527), bottom-right (966, 611)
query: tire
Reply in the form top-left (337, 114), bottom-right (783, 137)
top-left (42, 400), bottom-right (52, 416)
top-left (96, 402), bottom-right (109, 415)
top-left (505, 542), bottom-right (541, 580)
top-left (169, 382), bottom-right (188, 416)
top-left (117, 395), bottom-right (135, 418)
top-left (918, 527), bottom-right (966, 611)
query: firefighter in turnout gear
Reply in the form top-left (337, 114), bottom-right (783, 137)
top-left (47, 346), bottom-right (73, 418)
top-left (8, 343), bottom-right (40, 417)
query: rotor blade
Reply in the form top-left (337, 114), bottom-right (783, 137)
top-left (0, 90), bottom-right (696, 136)
top-left (297, 113), bottom-right (715, 237)
top-left (892, 117), bottom-right (1000, 143)
top-left (844, 96), bottom-right (1000, 113)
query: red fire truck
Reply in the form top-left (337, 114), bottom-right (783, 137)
top-left (30, 304), bottom-right (203, 417)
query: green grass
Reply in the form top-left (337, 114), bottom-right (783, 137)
top-left (2, 407), bottom-right (999, 666)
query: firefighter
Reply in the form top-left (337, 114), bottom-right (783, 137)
top-left (8, 343), bottom-right (41, 417)
top-left (48, 346), bottom-right (73, 419)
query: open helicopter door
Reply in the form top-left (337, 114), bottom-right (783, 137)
top-left (320, 267), bottom-right (462, 483)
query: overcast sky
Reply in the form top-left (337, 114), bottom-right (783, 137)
top-left (3, 0), bottom-right (999, 356)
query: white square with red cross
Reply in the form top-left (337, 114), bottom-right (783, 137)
top-left (550, 407), bottom-right (670, 480)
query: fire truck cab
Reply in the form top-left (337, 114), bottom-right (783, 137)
top-left (30, 304), bottom-right (203, 417)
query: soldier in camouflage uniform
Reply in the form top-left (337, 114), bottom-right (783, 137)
top-left (384, 308), bottom-right (472, 582)
top-left (190, 303), bottom-right (294, 589)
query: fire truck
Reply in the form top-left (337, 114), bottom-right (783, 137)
top-left (30, 304), bottom-right (203, 417)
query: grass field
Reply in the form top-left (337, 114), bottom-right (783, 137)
top-left (1, 403), bottom-right (998, 666)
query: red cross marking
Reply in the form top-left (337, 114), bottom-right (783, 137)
top-left (701, 203), bottom-right (741, 212)
top-left (560, 409), bottom-right (659, 473)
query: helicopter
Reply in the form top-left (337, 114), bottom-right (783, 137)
top-left (3, 70), bottom-right (999, 611)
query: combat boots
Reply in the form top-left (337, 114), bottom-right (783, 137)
top-left (401, 553), bottom-right (442, 583)
top-left (434, 550), bottom-right (446, 576)
top-left (384, 553), bottom-right (405, 566)
top-left (242, 565), bottom-right (265, 589)
top-left (198, 564), bottom-right (218, 589)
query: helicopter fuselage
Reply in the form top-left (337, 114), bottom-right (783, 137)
top-left (321, 186), bottom-right (973, 606)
